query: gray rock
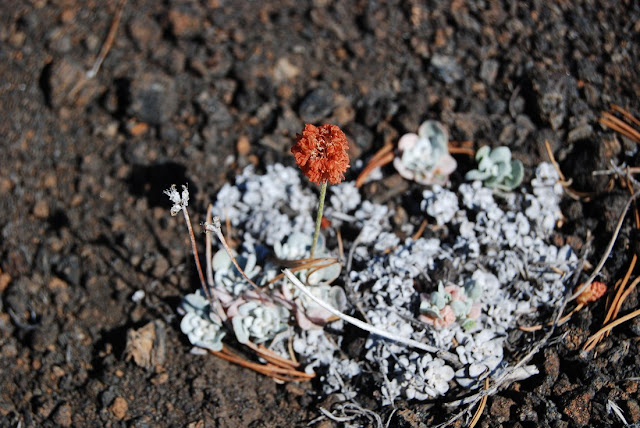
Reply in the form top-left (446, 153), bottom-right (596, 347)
top-left (128, 72), bottom-right (178, 125)
top-left (195, 92), bottom-right (233, 127)
top-left (299, 87), bottom-right (336, 123)
top-left (430, 54), bottom-right (464, 83)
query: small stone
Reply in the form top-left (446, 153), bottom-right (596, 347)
top-left (236, 135), bottom-right (251, 156)
top-left (567, 124), bottom-right (593, 143)
top-left (168, 2), bottom-right (203, 38)
top-left (273, 57), bottom-right (300, 82)
top-left (46, 27), bottom-right (72, 53)
top-left (129, 121), bottom-right (149, 137)
top-left (124, 320), bottom-right (166, 370)
top-left (490, 396), bottom-right (515, 423)
top-left (110, 397), bottom-right (128, 420)
top-left (9, 31), bottom-right (26, 48)
top-left (563, 392), bottom-right (593, 426)
top-left (35, 396), bottom-right (56, 418)
top-left (42, 173), bottom-right (57, 188)
top-left (129, 72), bottom-right (178, 126)
top-left (151, 372), bottom-right (169, 385)
top-left (128, 15), bottom-right (162, 51)
top-left (33, 199), bottom-right (50, 219)
top-left (430, 54), bottom-right (464, 83)
top-left (480, 59), bottom-right (499, 85)
top-left (299, 87), bottom-right (336, 123)
top-left (195, 92), bottom-right (233, 127)
top-left (29, 322), bottom-right (59, 352)
top-left (59, 8), bottom-right (76, 23)
top-left (531, 72), bottom-right (575, 131)
top-left (47, 57), bottom-right (102, 108)
top-left (0, 272), bottom-right (11, 293)
top-left (204, 46), bottom-right (233, 77)
top-left (0, 177), bottom-right (14, 194)
top-left (152, 256), bottom-right (170, 278)
top-left (52, 403), bottom-right (73, 427)
top-left (627, 399), bottom-right (640, 424)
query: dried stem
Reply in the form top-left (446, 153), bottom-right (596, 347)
top-left (205, 218), bottom-right (260, 290)
top-left (283, 269), bottom-right (461, 366)
top-left (205, 205), bottom-right (215, 289)
top-left (569, 190), bottom-right (640, 301)
top-left (86, 0), bottom-right (127, 79)
top-left (310, 180), bottom-right (328, 259)
top-left (181, 207), bottom-right (227, 321)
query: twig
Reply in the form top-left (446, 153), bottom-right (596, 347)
top-left (543, 140), bottom-right (593, 200)
top-left (86, 0), bottom-right (127, 79)
top-left (205, 218), bottom-right (261, 290)
top-left (569, 190), bottom-right (640, 301)
top-left (205, 205), bottom-right (215, 295)
top-left (283, 269), bottom-right (461, 366)
top-left (166, 185), bottom-right (226, 321)
top-left (411, 219), bottom-right (428, 241)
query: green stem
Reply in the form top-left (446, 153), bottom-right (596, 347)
top-left (310, 180), bottom-right (328, 259)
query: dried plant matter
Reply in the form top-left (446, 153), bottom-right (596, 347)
top-left (124, 320), bottom-right (166, 371)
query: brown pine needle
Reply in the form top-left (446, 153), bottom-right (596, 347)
top-left (600, 113), bottom-right (640, 144)
top-left (570, 190), bottom-right (640, 302)
top-left (268, 257), bottom-right (340, 285)
top-left (603, 255), bottom-right (637, 328)
top-left (610, 104), bottom-right (640, 128)
top-left (519, 304), bottom-right (584, 332)
top-left (612, 276), bottom-right (640, 324)
top-left (245, 341), bottom-right (301, 369)
top-left (210, 346), bottom-right (314, 382)
top-left (336, 228), bottom-right (344, 260)
top-left (583, 307), bottom-right (640, 352)
top-left (411, 219), bottom-right (428, 241)
top-left (86, 0), bottom-right (127, 79)
top-left (448, 140), bottom-right (475, 156)
top-left (468, 377), bottom-right (490, 428)
top-left (355, 143), bottom-right (394, 187)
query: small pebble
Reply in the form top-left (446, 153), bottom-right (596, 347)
top-left (236, 135), bottom-right (251, 156)
top-left (33, 200), bottom-right (50, 219)
top-left (110, 397), bottom-right (128, 420)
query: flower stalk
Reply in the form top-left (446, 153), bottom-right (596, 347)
top-left (291, 123), bottom-right (350, 258)
top-left (310, 180), bottom-right (327, 258)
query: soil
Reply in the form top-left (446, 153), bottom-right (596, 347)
top-left (1, 0), bottom-right (639, 427)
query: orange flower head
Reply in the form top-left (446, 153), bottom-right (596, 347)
top-left (575, 281), bottom-right (607, 306)
top-left (291, 124), bottom-right (350, 185)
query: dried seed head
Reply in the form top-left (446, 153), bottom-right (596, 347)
top-left (575, 281), bottom-right (607, 306)
top-left (291, 124), bottom-right (350, 185)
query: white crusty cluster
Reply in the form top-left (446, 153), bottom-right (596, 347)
top-left (185, 162), bottom-right (575, 404)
